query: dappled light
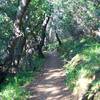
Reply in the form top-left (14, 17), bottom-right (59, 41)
top-left (0, 0), bottom-right (100, 100)
top-left (26, 51), bottom-right (74, 100)
top-left (58, 38), bottom-right (100, 100)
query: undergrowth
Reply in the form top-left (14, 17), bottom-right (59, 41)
top-left (58, 37), bottom-right (100, 99)
top-left (0, 56), bottom-right (44, 100)
top-left (44, 42), bottom-right (58, 52)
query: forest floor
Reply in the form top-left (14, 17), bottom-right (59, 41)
top-left (26, 50), bottom-right (74, 100)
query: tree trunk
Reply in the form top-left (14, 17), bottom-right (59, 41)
top-left (14, 36), bottom-right (26, 67)
top-left (2, 0), bottom-right (31, 69)
top-left (38, 16), bottom-right (50, 57)
top-left (54, 25), bottom-right (62, 46)
top-left (55, 31), bottom-right (62, 45)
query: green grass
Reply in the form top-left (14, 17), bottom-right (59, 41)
top-left (58, 37), bottom-right (100, 98)
top-left (44, 42), bottom-right (58, 52)
top-left (0, 56), bottom-right (45, 100)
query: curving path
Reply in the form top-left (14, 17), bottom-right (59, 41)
top-left (26, 50), bottom-right (74, 100)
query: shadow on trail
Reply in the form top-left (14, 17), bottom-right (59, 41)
top-left (26, 50), bottom-right (74, 100)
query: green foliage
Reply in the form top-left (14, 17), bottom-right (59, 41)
top-left (56, 0), bottom-right (100, 38)
top-left (58, 37), bottom-right (100, 97)
top-left (0, 0), bottom-right (100, 99)
top-left (87, 81), bottom-right (100, 99)
top-left (0, 0), bottom-right (17, 56)
top-left (45, 42), bottom-right (58, 52)
top-left (0, 57), bottom-right (44, 100)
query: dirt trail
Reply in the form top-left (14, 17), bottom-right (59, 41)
top-left (27, 50), bottom-right (74, 100)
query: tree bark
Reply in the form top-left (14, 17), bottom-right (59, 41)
top-left (55, 31), bottom-right (62, 45)
top-left (38, 16), bottom-right (50, 57)
top-left (1, 0), bottom-right (31, 68)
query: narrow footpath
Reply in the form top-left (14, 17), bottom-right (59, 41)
top-left (27, 50), bottom-right (74, 100)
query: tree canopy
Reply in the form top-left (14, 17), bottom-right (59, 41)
top-left (0, 0), bottom-right (100, 99)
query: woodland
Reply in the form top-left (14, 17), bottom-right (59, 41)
top-left (0, 0), bottom-right (100, 100)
